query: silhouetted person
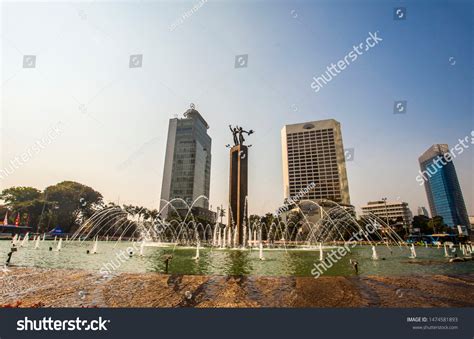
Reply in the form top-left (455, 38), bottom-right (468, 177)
top-left (163, 254), bottom-right (173, 274)
top-left (350, 259), bottom-right (359, 274)
top-left (6, 246), bottom-right (17, 266)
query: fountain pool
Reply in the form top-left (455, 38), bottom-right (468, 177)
top-left (1, 240), bottom-right (472, 277)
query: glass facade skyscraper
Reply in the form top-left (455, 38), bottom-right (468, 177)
top-left (160, 106), bottom-right (211, 217)
top-left (418, 144), bottom-right (469, 229)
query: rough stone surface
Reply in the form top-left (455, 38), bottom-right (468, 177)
top-left (1, 268), bottom-right (473, 308)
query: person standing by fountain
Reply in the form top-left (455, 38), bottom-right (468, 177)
top-left (163, 254), bottom-right (173, 274)
top-left (5, 244), bottom-right (17, 266)
top-left (349, 259), bottom-right (359, 274)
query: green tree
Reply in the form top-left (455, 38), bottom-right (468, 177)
top-left (0, 186), bottom-right (52, 230)
top-left (412, 215), bottom-right (449, 235)
top-left (286, 210), bottom-right (303, 226)
top-left (0, 205), bottom-right (8, 220)
top-left (427, 216), bottom-right (448, 234)
top-left (44, 181), bottom-right (103, 233)
top-left (412, 215), bottom-right (430, 234)
top-left (248, 214), bottom-right (261, 226)
top-left (1, 186), bottom-right (41, 204)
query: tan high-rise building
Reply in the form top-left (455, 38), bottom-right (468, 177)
top-left (281, 119), bottom-right (350, 205)
top-left (361, 201), bottom-right (413, 226)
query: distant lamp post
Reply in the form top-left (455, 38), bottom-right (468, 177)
top-left (381, 197), bottom-right (389, 228)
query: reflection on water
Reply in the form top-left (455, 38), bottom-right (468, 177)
top-left (224, 250), bottom-right (252, 276)
top-left (1, 240), bottom-right (473, 277)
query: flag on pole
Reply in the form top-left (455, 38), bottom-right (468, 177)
top-left (3, 212), bottom-right (8, 225)
top-left (15, 213), bottom-right (20, 227)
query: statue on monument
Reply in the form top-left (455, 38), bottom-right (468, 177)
top-left (229, 125), bottom-right (239, 146)
top-left (229, 125), bottom-right (254, 146)
top-left (227, 124), bottom-right (253, 247)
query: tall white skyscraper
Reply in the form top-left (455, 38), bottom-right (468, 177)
top-left (281, 119), bottom-right (350, 205)
top-left (160, 105), bottom-right (212, 218)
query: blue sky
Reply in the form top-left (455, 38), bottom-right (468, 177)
top-left (1, 0), bottom-right (473, 216)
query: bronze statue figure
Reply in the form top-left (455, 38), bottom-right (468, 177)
top-left (229, 125), bottom-right (254, 146)
top-left (229, 125), bottom-right (239, 146)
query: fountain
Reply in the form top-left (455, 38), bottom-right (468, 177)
top-left (444, 243), bottom-right (450, 257)
top-left (222, 227), bottom-right (227, 248)
top-left (0, 187), bottom-right (443, 280)
top-left (91, 237), bottom-right (98, 254)
top-left (409, 244), bottom-right (416, 258)
top-left (61, 193), bottom-right (408, 274)
top-left (232, 226), bottom-right (238, 248)
top-left (20, 232), bottom-right (29, 247)
top-left (259, 241), bottom-right (265, 260)
top-left (55, 238), bottom-right (62, 252)
top-left (242, 221), bottom-right (247, 248)
top-left (212, 226), bottom-right (217, 247)
top-left (70, 198), bottom-right (404, 251)
top-left (193, 242), bottom-right (200, 260)
top-left (371, 245), bottom-right (379, 260)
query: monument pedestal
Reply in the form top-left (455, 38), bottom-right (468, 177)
top-left (228, 145), bottom-right (248, 246)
